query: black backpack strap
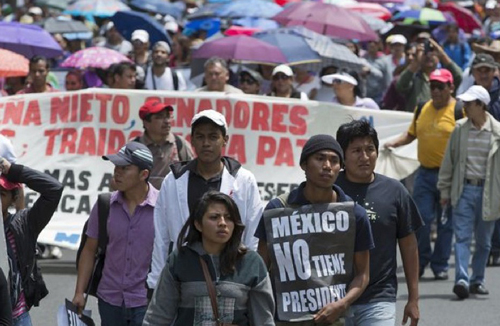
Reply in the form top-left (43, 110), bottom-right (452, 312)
top-left (172, 69), bottom-right (179, 91)
top-left (454, 99), bottom-right (464, 121)
top-left (96, 193), bottom-right (112, 255)
top-left (174, 134), bottom-right (185, 161)
top-left (413, 101), bottom-right (426, 136)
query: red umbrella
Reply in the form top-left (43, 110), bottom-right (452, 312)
top-left (224, 26), bottom-right (262, 36)
top-left (272, 2), bottom-right (378, 41)
top-left (0, 49), bottom-right (29, 77)
top-left (437, 2), bottom-right (482, 33)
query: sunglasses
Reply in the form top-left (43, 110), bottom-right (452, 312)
top-left (273, 74), bottom-right (290, 81)
top-left (430, 83), bottom-right (447, 91)
top-left (239, 78), bottom-right (257, 85)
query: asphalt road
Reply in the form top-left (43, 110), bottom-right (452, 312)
top-left (30, 248), bottom-right (500, 326)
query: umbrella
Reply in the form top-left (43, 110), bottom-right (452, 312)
top-left (272, 2), bottom-right (378, 41)
top-left (42, 17), bottom-right (90, 34)
top-left (215, 0), bottom-right (283, 19)
top-left (184, 18), bottom-right (222, 39)
top-left (392, 8), bottom-right (453, 26)
top-left (0, 22), bottom-right (63, 58)
top-left (130, 0), bottom-right (183, 19)
top-left (60, 47), bottom-right (132, 69)
top-left (233, 17), bottom-right (280, 29)
top-left (35, 0), bottom-right (71, 10)
top-left (111, 11), bottom-right (172, 46)
top-left (254, 26), bottom-right (365, 71)
top-left (253, 29), bottom-right (321, 65)
top-left (339, 2), bottom-right (392, 21)
top-left (64, 0), bottom-right (130, 17)
top-left (185, 3), bottom-right (225, 20)
top-left (224, 26), bottom-right (262, 36)
top-left (437, 2), bottom-right (482, 33)
top-left (381, 22), bottom-right (430, 41)
top-left (0, 49), bottom-right (29, 77)
top-left (357, 13), bottom-right (390, 32)
top-left (192, 35), bottom-right (288, 64)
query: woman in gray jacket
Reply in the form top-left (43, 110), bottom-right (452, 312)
top-left (143, 191), bottom-right (275, 326)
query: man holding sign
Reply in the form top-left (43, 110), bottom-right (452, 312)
top-left (256, 134), bottom-right (374, 325)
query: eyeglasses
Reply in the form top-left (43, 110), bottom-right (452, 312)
top-left (430, 83), bottom-right (447, 91)
top-left (239, 78), bottom-right (257, 85)
top-left (272, 74), bottom-right (290, 81)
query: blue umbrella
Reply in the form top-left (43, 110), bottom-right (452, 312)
top-left (216, 0), bottom-right (283, 19)
top-left (253, 29), bottom-right (320, 65)
top-left (111, 10), bottom-right (172, 46)
top-left (185, 3), bottom-right (224, 20)
top-left (184, 18), bottom-right (221, 38)
top-left (233, 17), bottom-right (279, 29)
top-left (130, 0), bottom-right (183, 19)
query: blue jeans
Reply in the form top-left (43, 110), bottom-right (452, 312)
top-left (413, 167), bottom-right (453, 274)
top-left (491, 220), bottom-right (500, 253)
top-left (98, 299), bottom-right (147, 326)
top-left (13, 312), bottom-right (32, 326)
top-left (453, 184), bottom-right (495, 285)
top-left (344, 302), bottom-right (396, 326)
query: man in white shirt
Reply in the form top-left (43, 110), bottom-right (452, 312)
top-left (144, 41), bottom-right (186, 91)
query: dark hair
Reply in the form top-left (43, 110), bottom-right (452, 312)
top-left (336, 119), bottom-right (379, 155)
top-left (191, 118), bottom-right (227, 137)
top-left (66, 69), bottom-right (86, 87)
top-left (29, 55), bottom-right (49, 69)
top-left (338, 69), bottom-right (362, 97)
top-left (112, 61), bottom-right (136, 78)
top-left (177, 191), bottom-right (247, 275)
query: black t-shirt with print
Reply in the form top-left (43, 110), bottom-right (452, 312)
top-left (336, 171), bottom-right (423, 304)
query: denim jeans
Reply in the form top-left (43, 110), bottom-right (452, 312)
top-left (490, 220), bottom-right (500, 253)
top-left (13, 312), bottom-right (32, 326)
top-left (98, 299), bottom-right (147, 326)
top-left (453, 184), bottom-right (495, 285)
top-left (413, 167), bottom-right (453, 274)
top-left (344, 302), bottom-right (396, 326)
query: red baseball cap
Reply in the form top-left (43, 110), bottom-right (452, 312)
top-left (0, 175), bottom-right (21, 191)
top-left (429, 69), bottom-right (454, 84)
top-left (139, 99), bottom-right (174, 120)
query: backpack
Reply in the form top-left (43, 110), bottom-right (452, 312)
top-left (76, 193), bottom-right (111, 298)
top-left (148, 65), bottom-right (179, 91)
top-left (276, 192), bottom-right (301, 209)
top-left (133, 134), bottom-right (186, 161)
top-left (413, 99), bottom-right (464, 135)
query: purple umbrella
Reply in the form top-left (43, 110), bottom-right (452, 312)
top-left (272, 2), bottom-right (378, 42)
top-left (0, 22), bottom-right (63, 59)
top-left (192, 35), bottom-right (287, 64)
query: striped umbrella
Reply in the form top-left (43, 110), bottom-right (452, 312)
top-left (64, 0), bottom-right (130, 17)
top-left (0, 49), bottom-right (29, 77)
top-left (392, 8), bottom-right (454, 26)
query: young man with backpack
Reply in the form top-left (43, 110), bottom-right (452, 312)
top-left (144, 41), bottom-right (187, 91)
top-left (135, 99), bottom-right (193, 190)
top-left (1, 156), bottom-right (63, 326)
top-left (72, 142), bottom-right (157, 326)
top-left (385, 68), bottom-right (463, 281)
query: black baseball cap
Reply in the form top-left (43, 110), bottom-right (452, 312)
top-left (103, 142), bottom-right (153, 171)
top-left (472, 53), bottom-right (497, 69)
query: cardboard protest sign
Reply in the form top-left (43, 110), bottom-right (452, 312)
top-left (263, 202), bottom-right (356, 322)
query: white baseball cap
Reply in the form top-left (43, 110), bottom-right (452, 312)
top-left (191, 110), bottom-right (228, 133)
top-left (164, 21), bottom-right (179, 34)
top-left (28, 7), bottom-right (42, 16)
top-left (272, 64), bottom-right (293, 77)
top-left (390, 34), bottom-right (407, 45)
top-left (321, 72), bottom-right (358, 86)
top-left (457, 85), bottom-right (491, 106)
top-left (131, 29), bottom-right (149, 43)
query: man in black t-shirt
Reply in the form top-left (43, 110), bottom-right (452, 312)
top-left (336, 120), bottom-right (423, 326)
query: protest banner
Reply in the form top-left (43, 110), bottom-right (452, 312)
top-left (0, 89), bottom-right (415, 249)
top-left (263, 202), bottom-right (356, 322)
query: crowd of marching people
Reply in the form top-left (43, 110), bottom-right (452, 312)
top-left (2, 0), bottom-right (500, 326)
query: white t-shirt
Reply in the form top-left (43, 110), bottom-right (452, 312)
top-left (145, 67), bottom-right (187, 91)
top-left (0, 135), bottom-right (17, 163)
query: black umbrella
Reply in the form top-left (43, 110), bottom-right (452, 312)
top-left (43, 17), bottom-right (90, 34)
top-left (382, 23), bottom-right (430, 42)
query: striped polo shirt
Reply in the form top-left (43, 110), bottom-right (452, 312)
top-left (466, 116), bottom-right (492, 180)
